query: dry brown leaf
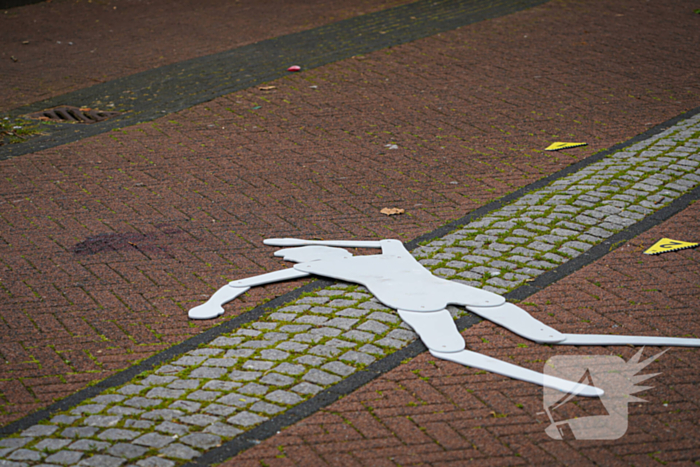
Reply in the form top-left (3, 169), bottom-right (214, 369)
top-left (258, 85), bottom-right (277, 91)
top-left (380, 207), bottom-right (404, 216)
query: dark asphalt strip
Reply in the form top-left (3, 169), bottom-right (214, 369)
top-left (0, 0), bottom-right (548, 161)
top-left (0, 0), bottom-right (43, 8)
top-left (2, 106), bottom-right (698, 457)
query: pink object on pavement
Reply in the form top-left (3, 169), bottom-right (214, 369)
top-left (287, 65), bottom-right (301, 72)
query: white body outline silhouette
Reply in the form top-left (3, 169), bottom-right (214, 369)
top-left (189, 239), bottom-right (700, 397)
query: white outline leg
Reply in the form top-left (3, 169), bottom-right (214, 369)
top-left (431, 349), bottom-right (603, 397)
top-left (557, 334), bottom-right (700, 347)
top-left (467, 303), bottom-right (566, 344)
top-left (398, 309), bottom-right (465, 352)
top-left (468, 303), bottom-right (700, 347)
top-left (398, 309), bottom-right (602, 397)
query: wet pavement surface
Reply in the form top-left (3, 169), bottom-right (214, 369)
top-left (1, 0), bottom-right (700, 465)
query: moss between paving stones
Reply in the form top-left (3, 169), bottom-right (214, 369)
top-left (1, 114), bottom-right (699, 466)
top-left (0, 285), bottom-right (430, 465)
top-left (0, 116), bottom-right (49, 146)
top-left (412, 125), bottom-right (700, 295)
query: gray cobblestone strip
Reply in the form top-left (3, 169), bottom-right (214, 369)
top-left (1, 112), bottom-right (699, 466)
top-left (411, 113), bottom-right (700, 293)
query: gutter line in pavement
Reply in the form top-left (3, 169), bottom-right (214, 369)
top-left (1, 0), bottom-right (548, 161)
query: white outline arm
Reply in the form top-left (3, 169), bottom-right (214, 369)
top-left (379, 239), bottom-right (412, 257)
top-left (189, 285), bottom-right (250, 320)
top-left (189, 268), bottom-right (310, 320)
top-left (228, 268), bottom-right (311, 287)
top-left (557, 334), bottom-right (700, 347)
top-left (263, 238), bottom-right (383, 248)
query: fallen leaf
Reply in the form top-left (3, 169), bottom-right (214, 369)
top-left (258, 85), bottom-right (276, 91)
top-left (380, 208), bottom-right (404, 216)
top-left (22, 40), bottom-right (29, 45)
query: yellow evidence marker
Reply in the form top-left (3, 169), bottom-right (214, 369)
top-left (545, 142), bottom-right (588, 151)
top-left (644, 238), bottom-right (699, 255)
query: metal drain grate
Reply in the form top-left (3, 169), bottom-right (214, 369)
top-left (28, 106), bottom-right (120, 124)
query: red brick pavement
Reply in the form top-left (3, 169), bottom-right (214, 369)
top-left (226, 177), bottom-right (700, 466)
top-left (0, 0), bottom-right (411, 112)
top-left (1, 0), bottom-right (700, 425)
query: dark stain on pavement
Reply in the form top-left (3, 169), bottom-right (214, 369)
top-left (72, 227), bottom-right (183, 255)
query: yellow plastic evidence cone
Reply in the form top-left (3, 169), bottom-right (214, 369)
top-left (644, 238), bottom-right (699, 255)
top-left (545, 142), bottom-right (588, 151)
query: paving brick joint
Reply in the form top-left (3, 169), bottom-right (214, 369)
top-left (0, 0), bottom-right (547, 161)
top-left (1, 101), bottom-right (698, 466)
top-left (2, 0), bottom-right (700, 432)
